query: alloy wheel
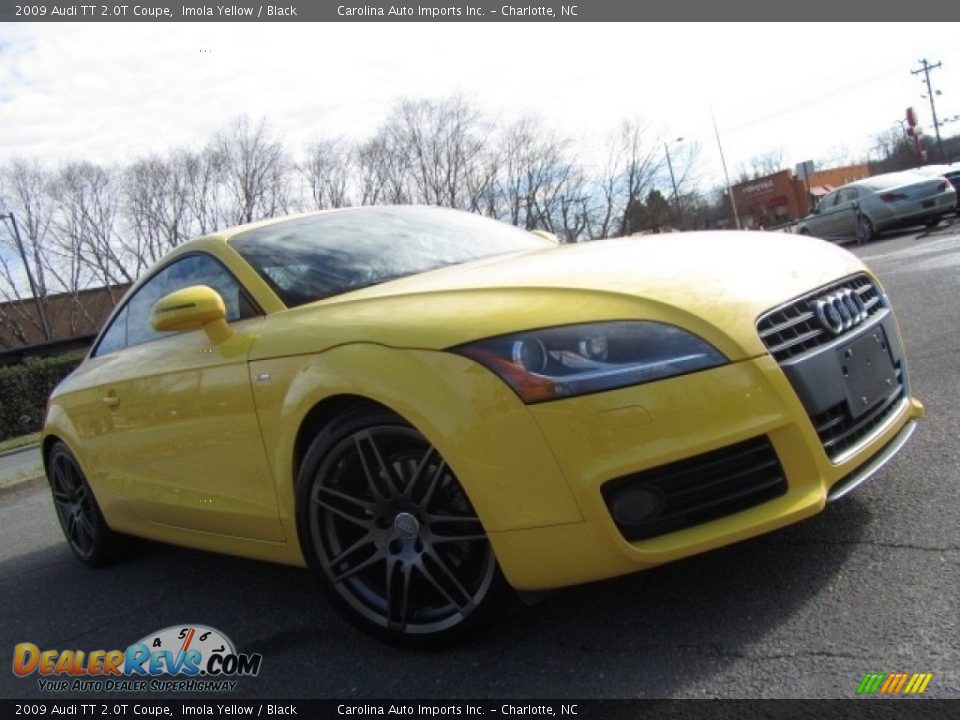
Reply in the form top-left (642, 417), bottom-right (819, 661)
top-left (49, 449), bottom-right (100, 561)
top-left (306, 425), bottom-right (496, 636)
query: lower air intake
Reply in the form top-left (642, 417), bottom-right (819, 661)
top-left (601, 436), bottom-right (788, 542)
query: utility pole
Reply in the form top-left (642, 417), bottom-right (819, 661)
top-left (712, 110), bottom-right (740, 230)
top-left (912, 58), bottom-right (944, 162)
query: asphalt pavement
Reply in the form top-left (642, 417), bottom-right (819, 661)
top-left (1, 222), bottom-right (957, 699)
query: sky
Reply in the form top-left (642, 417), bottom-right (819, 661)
top-left (1, 22), bottom-right (960, 193)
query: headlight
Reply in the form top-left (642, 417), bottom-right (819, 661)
top-left (454, 320), bottom-right (727, 403)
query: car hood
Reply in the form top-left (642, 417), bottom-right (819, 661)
top-left (253, 231), bottom-right (866, 362)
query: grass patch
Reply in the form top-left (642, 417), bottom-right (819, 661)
top-left (0, 431), bottom-right (41, 455)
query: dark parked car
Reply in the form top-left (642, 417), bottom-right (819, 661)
top-left (915, 164), bottom-right (960, 212)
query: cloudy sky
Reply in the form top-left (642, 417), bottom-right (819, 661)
top-left (1, 21), bottom-right (959, 189)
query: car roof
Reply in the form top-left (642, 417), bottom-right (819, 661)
top-left (850, 170), bottom-right (931, 190)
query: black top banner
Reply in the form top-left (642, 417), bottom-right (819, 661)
top-left (0, 0), bottom-right (948, 22)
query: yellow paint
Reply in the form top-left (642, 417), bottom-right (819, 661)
top-left (42, 211), bottom-right (923, 589)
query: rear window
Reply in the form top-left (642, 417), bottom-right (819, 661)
top-left (230, 207), bottom-right (551, 307)
top-left (858, 172), bottom-right (928, 191)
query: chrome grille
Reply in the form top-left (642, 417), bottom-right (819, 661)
top-left (757, 274), bottom-right (884, 362)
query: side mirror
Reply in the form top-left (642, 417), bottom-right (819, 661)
top-left (151, 285), bottom-right (231, 342)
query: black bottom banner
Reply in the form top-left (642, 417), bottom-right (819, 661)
top-left (1, 700), bottom-right (957, 720)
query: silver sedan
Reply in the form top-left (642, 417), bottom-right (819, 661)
top-left (798, 171), bottom-right (956, 243)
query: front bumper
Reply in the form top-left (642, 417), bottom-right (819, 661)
top-left (485, 350), bottom-right (923, 591)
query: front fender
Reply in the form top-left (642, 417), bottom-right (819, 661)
top-left (248, 343), bottom-right (584, 538)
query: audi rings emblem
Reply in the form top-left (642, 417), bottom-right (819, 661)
top-left (814, 289), bottom-right (868, 335)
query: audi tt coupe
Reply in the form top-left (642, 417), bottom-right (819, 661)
top-left (42, 206), bottom-right (923, 645)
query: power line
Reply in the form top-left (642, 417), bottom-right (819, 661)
top-left (720, 63), bottom-right (906, 136)
top-left (912, 58), bottom-right (945, 162)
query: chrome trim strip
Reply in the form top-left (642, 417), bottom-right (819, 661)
top-left (827, 420), bottom-right (917, 502)
top-left (829, 395), bottom-right (908, 466)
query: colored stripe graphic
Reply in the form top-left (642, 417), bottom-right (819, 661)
top-left (857, 673), bottom-right (886, 694)
top-left (857, 673), bottom-right (932, 695)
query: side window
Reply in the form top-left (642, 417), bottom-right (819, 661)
top-left (820, 192), bottom-right (838, 209)
top-left (93, 254), bottom-right (254, 351)
top-left (125, 254), bottom-right (256, 348)
top-left (836, 188), bottom-right (858, 204)
top-left (93, 306), bottom-right (129, 357)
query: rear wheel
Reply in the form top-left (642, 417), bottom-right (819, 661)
top-left (296, 406), bottom-right (512, 646)
top-left (856, 215), bottom-right (875, 244)
top-left (47, 442), bottom-right (123, 567)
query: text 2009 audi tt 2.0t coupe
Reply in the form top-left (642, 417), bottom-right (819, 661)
top-left (43, 206), bottom-right (923, 645)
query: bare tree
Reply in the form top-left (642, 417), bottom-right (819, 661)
top-left (215, 116), bottom-right (292, 225)
top-left (181, 147), bottom-right (230, 235)
top-left (385, 97), bottom-right (495, 210)
top-left (52, 161), bottom-right (132, 301)
top-left (0, 103), bottom-right (724, 349)
top-left (495, 115), bottom-right (582, 232)
top-left (868, 127), bottom-right (919, 173)
top-left (300, 138), bottom-right (354, 210)
top-left (0, 159), bottom-right (55, 341)
top-left (122, 154), bottom-right (193, 274)
top-left (588, 119), bottom-right (664, 239)
top-left (357, 130), bottom-right (412, 205)
top-left (736, 149), bottom-right (785, 182)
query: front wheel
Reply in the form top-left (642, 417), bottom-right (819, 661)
top-left (296, 406), bottom-right (512, 646)
top-left (924, 215), bottom-right (943, 229)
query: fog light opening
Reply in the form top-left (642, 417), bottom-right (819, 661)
top-left (612, 487), bottom-right (665, 525)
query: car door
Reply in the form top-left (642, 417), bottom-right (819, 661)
top-left (84, 253), bottom-right (284, 542)
top-left (830, 187), bottom-right (859, 238)
top-left (807, 191), bottom-right (839, 236)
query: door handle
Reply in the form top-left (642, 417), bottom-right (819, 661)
top-left (101, 393), bottom-right (120, 408)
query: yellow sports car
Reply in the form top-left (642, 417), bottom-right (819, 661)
top-left (43, 206), bottom-right (923, 645)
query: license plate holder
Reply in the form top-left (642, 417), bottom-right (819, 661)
top-left (841, 329), bottom-right (897, 419)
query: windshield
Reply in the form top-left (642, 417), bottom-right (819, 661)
top-left (230, 206), bottom-right (552, 307)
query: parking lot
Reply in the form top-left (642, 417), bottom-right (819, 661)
top-left (1, 222), bottom-right (958, 700)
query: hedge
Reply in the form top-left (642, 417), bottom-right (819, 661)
top-left (0, 355), bottom-right (84, 441)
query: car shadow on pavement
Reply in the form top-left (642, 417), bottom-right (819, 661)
top-left (0, 494), bottom-right (872, 699)
top-left (915, 216), bottom-right (960, 239)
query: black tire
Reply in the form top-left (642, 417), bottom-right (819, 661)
top-left (797, 227), bottom-right (811, 236)
top-left (47, 442), bottom-right (124, 567)
top-left (856, 215), bottom-right (875, 244)
top-left (295, 405), bottom-right (513, 647)
top-left (924, 215), bottom-right (942, 229)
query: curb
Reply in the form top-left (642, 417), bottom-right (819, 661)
top-left (0, 442), bottom-right (41, 460)
top-left (0, 474), bottom-right (46, 500)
